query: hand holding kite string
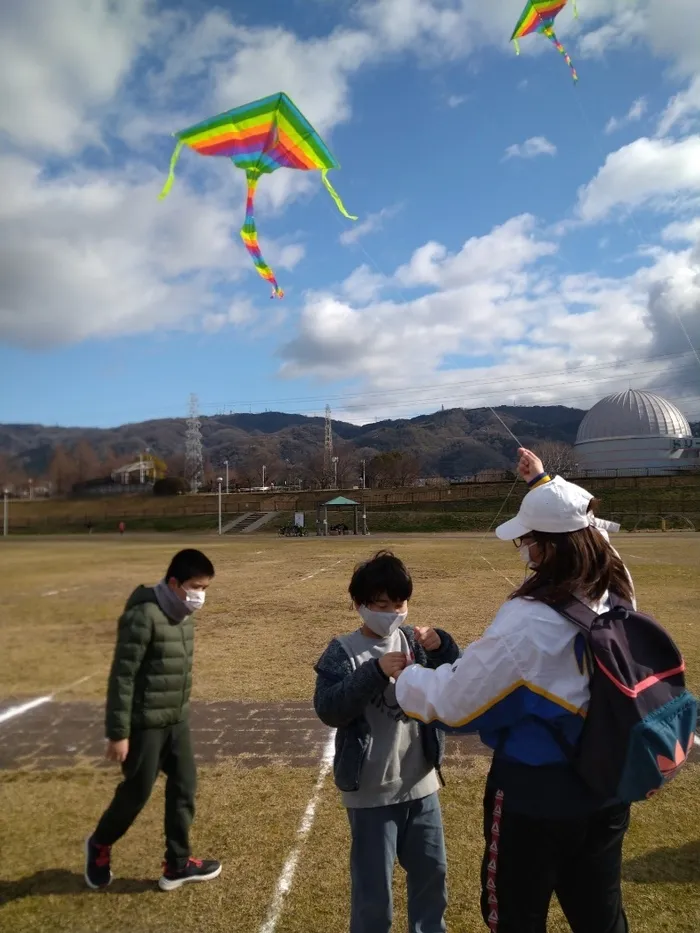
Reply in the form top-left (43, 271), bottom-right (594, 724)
top-left (511, 0), bottom-right (579, 83)
top-left (158, 92), bottom-right (357, 298)
top-left (517, 448), bottom-right (545, 483)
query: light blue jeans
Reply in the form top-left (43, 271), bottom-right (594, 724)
top-left (346, 792), bottom-right (448, 933)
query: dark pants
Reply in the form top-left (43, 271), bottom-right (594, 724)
top-left (481, 785), bottom-right (630, 933)
top-left (93, 721), bottom-right (196, 870)
top-left (346, 792), bottom-right (447, 933)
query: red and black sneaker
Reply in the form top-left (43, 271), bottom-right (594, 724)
top-left (84, 836), bottom-right (113, 890)
top-left (158, 857), bottom-right (222, 892)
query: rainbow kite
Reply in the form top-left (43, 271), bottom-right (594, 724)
top-left (511, 0), bottom-right (579, 83)
top-left (158, 92), bottom-right (357, 298)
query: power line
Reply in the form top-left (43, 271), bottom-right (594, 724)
top-left (198, 349), bottom-right (695, 412)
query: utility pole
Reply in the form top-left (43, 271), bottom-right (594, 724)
top-left (217, 477), bottom-right (223, 535)
top-left (224, 460), bottom-right (229, 495)
top-left (262, 464), bottom-right (266, 489)
top-left (185, 394), bottom-right (204, 493)
top-left (332, 456), bottom-right (339, 489)
top-left (361, 459), bottom-right (366, 489)
top-left (3, 489), bottom-right (8, 537)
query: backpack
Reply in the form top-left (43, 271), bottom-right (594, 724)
top-left (549, 594), bottom-right (697, 803)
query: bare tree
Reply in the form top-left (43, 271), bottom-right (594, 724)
top-left (534, 441), bottom-right (578, 476)
top-left (73, 440), bottom-right (102, 483)
top-left (367, 451), bottom-right (421, 488)
top-left (49, 446), bottom-right (77, 494)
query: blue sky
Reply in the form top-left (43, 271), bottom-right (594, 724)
top-left (0, 0), bottom-right (699, 428)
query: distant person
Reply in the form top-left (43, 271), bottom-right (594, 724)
top-left (313, 550), bottom-right (460, 933)
top-left (118, 521), bottom-right (125, 536)
top-left (395, 450), bottom-right (694, 933)
top-left (84, 549), bottom-right (221, 892)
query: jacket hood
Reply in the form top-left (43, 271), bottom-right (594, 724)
top-left (124, 585), bottom-right (159, 612)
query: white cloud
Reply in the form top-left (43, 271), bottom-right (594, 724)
top-left (280, 215), bottom-right (560, 388)
top-left (447, 94), bottom-right (467, 108)
top-left (0, 0), bottom-right (153, 154)
top-left (657, 76), bottom-right (700, 137)
top-left (605, 97), bottom-right (648, 134)
top-left (503, 137), bottom-right (558, 161)
top-left (576, 135), bottom-right (700, 222)
top-left (0, 155), bottom-right (304, 347)
top-left (341, 265), bottom-right (388, 304)
top-left (578, 0), bottom-right (700, 77)
top-left (277, 203), bottom-right (700, 421)
top-left (662, 218), bottom-right (700, 243)
top-left (3, 0), bottom-right (700, 368)
top-left (339, 205), bottom-right (401, 246)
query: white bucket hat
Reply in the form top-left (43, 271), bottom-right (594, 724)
top-left (496, 476), bottom-right (597, 540)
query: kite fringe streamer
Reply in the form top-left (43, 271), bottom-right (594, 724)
top-left (513, 38), bottom-right (521, 55)
top-left (158, 139), bottom-right (184, 200)
top-left (322, 170), bottom-right (358, 220)
top-left (572, 0), bottom-right (578, 18)
top-left (241, 172), bottom-right (284, 299)
top-left (543, 27), bottom-right (578, 82)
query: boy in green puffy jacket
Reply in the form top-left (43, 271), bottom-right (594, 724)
top-left (85, 549), bottom-right (222, 892)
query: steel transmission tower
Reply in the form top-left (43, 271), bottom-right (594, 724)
top-left (323, 404), bottom-right (334, 488)
top-left (185, 394), bottom-right (204, 493)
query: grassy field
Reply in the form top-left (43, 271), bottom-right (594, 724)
top-left (0, 533), bottom-right (699, 932)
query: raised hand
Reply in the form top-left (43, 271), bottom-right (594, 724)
top-left (414, 626), bottom-right (441, 652)
top-left (517, 447), bottom-right (545, 483)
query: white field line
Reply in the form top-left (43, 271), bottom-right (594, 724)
top-left (41, 585), bottom-right (87, 598)
top-left (0, 673), bottom-right (97, 727)
top-left (296, 558), bottom-right (344, 584)
top-left (257, 730), bottom-right (336, 933)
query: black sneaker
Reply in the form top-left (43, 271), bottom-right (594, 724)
top-left (158, 857), bottom-right (222, 891)
top-left (84, 836), bottom-right (113, 890)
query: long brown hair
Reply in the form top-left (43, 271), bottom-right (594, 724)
top-left (510, 501), bottom-right (633, 605)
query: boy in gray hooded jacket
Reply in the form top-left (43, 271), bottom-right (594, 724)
top-left (313, 550), bottom-right (460, 933)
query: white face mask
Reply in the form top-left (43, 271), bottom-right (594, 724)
top-left (358, 605), bottom-right (407, 638)
top-left (184, 589), bottom-right (206, 610)
top-left (518, 544), bottom-right (537, 570)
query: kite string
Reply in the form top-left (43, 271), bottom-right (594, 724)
top-left (572, 92), bottom-right (700, 374)
top-left (324, 197), bottom-right (529, 562)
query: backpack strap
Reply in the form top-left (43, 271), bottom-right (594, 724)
top-left (550, 598), bottom-right (599, 634)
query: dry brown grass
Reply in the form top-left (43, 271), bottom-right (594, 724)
top-left (0, 763), bottom-right (322, 933)
top-left (1, 533), bottom-right (699, 932)
top-left (1, 532), bottom-right (699, 699)
top-left (280, 761), bottom-right (700, 933)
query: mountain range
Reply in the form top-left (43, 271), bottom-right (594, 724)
top-left (0, 406), bottom-right (588, 480)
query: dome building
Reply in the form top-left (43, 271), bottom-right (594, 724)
top-left (574, 390), bottom-right (699, 474)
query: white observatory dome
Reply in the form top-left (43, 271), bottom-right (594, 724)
top-left (574, 390), bottom-right (694, 474)
top-left (576, 390), bottom-right (691, 443)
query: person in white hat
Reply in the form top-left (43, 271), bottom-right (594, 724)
top-left (394, 449), bottom-right (635, 933)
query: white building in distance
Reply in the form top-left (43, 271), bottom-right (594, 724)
top-left (574, 390), bottom-right (700, 474)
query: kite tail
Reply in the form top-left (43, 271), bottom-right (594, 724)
top-left (543, 27), bottom-right (578, 83)
top-left (512, 38), bottom-right (521, 55)
top-left (321, 169), bottom-right (358, 221)
top-left (572, 0), bottom-right (579, 18)
top-left (158, 140), bottom-right (184, 200)
top-left (240, 171), bottom-right (284, 299)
